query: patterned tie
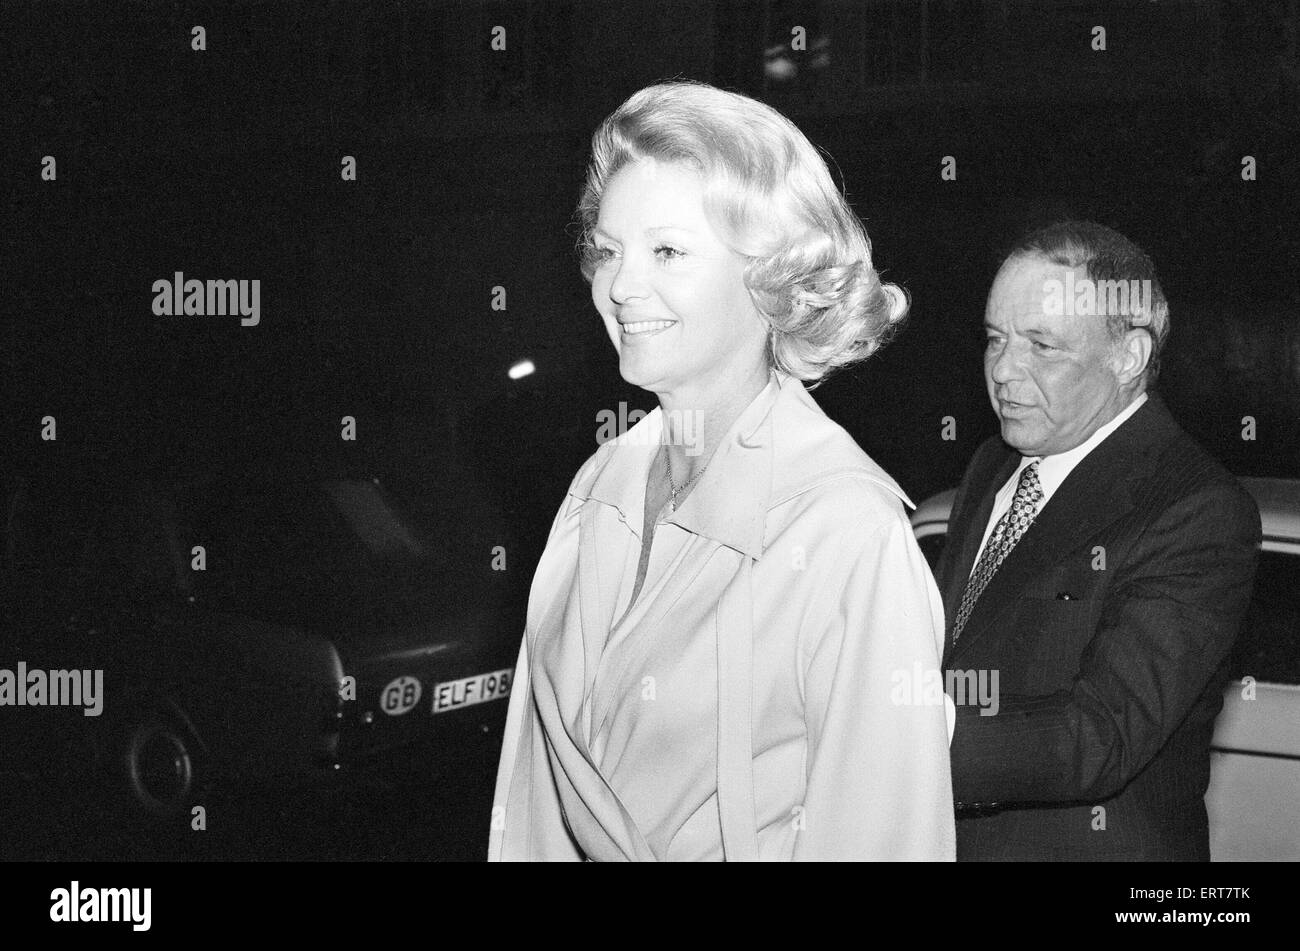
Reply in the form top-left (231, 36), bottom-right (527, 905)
top-left (952, 460), bottom-right (1043, 642)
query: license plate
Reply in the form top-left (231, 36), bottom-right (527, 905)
top-left (431, 668), bottom-right (513, 714)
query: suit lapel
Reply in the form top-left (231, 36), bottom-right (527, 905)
top-left (948, 396), bottom-right (1170, 664)
top-left (944, 450), bottom-right (1018, 622)
top-left (941, 448), bottom-right (1019, 664)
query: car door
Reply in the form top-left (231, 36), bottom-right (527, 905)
top-left (1205, 546), bottom-right (1300, 861)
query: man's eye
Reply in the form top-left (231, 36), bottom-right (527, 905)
top-left (984, 336), bottom-right (1003, 348)
top-left (654, 245), bottom-right (683, 260)
top-left (1032, 340), bottom-right (1057, 352)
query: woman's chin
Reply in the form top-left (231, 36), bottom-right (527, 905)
top-left (617, 356), bottom-right (665, 390)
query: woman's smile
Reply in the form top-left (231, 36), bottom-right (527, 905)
top-left (619, 319), bottom-right (677, 339)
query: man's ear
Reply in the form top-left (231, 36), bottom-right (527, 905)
top-left (1114, 328), bottom-right (1153, 386)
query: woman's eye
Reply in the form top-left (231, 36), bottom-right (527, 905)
top-left (592, 244), bottom-right (680, 264)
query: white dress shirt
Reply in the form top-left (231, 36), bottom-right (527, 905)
top-left (971, 392), bottom-right (1149, 573)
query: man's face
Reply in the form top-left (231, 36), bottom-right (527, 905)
top-left (589, 158), bottom-right (768, 397)
top-left (983, 255), bottom-right (1130, 456)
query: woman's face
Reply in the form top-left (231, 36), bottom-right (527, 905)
top-left (590, 158), bottom-right (769, 399)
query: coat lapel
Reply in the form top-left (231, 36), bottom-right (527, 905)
top-left (586, 533), bottom-right (723, 744)
top-left (529, 502), bottom-right (657, 861)
top-left (576, 501), bottom-right (615, 747)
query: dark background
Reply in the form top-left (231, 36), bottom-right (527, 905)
top-left (3, 0), bottom-right (1298, 858)
top-left (7, 0), bottom-right (1298, 522)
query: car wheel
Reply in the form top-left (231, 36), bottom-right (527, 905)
top-left (120, 713), bottom-right (198, 819)
top-left (60, 706), bottom-right (211, 858)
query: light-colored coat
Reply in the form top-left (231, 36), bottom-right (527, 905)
top-left (489, 372), bottom-right (956, 860)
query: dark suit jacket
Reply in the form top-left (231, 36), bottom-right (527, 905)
top-left (937, 393), bottom-right (1261, 860)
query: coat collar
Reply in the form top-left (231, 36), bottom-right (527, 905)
top-left (573, 371), bottom-right (913, 560)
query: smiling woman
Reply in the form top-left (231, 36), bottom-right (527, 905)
top-left (575, 82), bottom-right (909, 385)
top-left (488, 80), bottom-right (956, 862)
top-left (586, 158), bottom-right (767, 407)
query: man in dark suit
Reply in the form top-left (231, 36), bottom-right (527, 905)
top-left (937, 221), bottom-right (1260, 860)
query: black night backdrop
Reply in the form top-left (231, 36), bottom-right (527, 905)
top-left (3, 0), bottom-right (1298, 861)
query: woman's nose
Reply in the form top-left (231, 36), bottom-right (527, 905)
top-left (607, 257), bottom-right (649, 304)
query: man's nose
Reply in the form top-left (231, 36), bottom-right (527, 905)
top-left (987, 341), bottom-right (1021, 384)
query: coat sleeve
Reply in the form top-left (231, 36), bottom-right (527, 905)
top-left (487, 481), bottom-right (589, 862)
top-left (794, 498), bottom-right (957, 861)
top-left (486, 635), bottom-right (584, 861)
top-left (486, 635), bottom-right (534, 861)
top-left (948, 480), bottom-right (1261, 803)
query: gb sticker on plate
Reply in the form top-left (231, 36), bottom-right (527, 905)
top-left (432, 668), bottom-right (513, 714)
top-left (380, 675), bottom-right (423, 716)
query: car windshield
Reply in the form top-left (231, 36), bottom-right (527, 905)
top-left (183, 475), bottom-right (489, 630)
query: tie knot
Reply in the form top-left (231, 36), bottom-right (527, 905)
top-left (1015, 460), bottom-right (1043, 508)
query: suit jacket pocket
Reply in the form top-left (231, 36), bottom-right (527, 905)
top-left (1008, 596), bottom-right (1097, 693)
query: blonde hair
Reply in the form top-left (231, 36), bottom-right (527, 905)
top-left (575, 80), bottom-right (907, 384)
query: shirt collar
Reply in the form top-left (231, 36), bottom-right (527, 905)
top-left (1020, 391), bottom-right (1149, 498)
top-left (582, 370), bottom-right (786, 559)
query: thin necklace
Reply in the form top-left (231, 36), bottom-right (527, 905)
top-left (664, 445), bottom-right (709, 512)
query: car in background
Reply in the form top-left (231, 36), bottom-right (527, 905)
top-left (0, 457), bottom-right (527, 857)
top-left (910, 476), bottom-right (1300, 862)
